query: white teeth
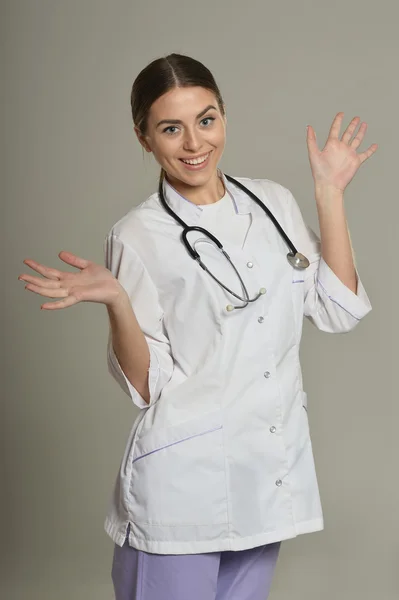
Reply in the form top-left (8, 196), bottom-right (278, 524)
top-left (181, 153), bottom-right (210, 165)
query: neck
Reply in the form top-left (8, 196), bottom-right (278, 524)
top-left (165, 170), bottom-right (225, 205)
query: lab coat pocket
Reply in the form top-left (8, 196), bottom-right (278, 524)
top-left (129, 409), bottom-right (228, 526)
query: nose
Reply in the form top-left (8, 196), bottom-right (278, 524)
top-left (182, 127), bottom-right (202, 152)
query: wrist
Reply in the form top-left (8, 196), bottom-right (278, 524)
top-left (314, 183), bottom-right (344, 204)
top-left (106, 283), bottom-right (129, 312)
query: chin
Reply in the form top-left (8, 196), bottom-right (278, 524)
top-left (185, 172), bottom-right (215, 187)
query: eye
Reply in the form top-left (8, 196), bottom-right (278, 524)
top-left (162, 125), bottom-right (179, 135)
top-left (200, 116), bottom-right (216, 127)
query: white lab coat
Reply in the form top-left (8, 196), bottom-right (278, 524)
top-left (103, 172), bottom-right (372, 554)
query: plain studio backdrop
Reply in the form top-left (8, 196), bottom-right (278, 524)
top-left (2, 1), bottom-right (397, 599)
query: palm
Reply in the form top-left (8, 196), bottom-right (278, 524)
top-left (306, 113), bottom-right (378, 192)
top-left (18, 251), bottom-right (121, 310)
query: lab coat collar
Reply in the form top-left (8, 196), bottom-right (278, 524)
top-left (161, 170), bottom-right (253, 225)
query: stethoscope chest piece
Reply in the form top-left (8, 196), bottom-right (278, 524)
top-left (287, 252), bottom-right (310, 269)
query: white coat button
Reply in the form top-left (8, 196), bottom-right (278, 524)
top-left (246, 261), bottom-right (254, 268)
top-left (264, 371), bottom-right (271, 378)
top-left (269, 426), bottom-right (276, 433)
top-left (258, 316), bottom-right (264, 323)
top-left (275, 479), bottom-right (282, 486)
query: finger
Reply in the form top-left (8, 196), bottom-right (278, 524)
top-left (342, 116), bottom-right (361, 144)
top-left (350, 122), bottom-right (367, 150)
top-left (22, 259), bottom-right (62, 281)
top-left (328, 112), bottom-right (344, 140)
top-left (359, 143), bottom-right (378, 164)
top-left (306, 125), bottom-right (319, 154)
top-left (41, 296), bottom-right (79, 310)
top-left (23, 283), bottom-right (69, 299)
top-left (18, 274), bottom-right (61, 289)
top-left (58, 251), bottom-right (91, 270)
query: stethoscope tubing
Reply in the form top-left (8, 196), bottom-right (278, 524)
top-left (157, 173), bottom-right (299, 257)
top-left (224, 174), bottom-right (299, 257)
top-left (157, 173), bottom-right (308, 309)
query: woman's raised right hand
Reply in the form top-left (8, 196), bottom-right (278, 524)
top-left (18, 251), bottom-right (124, 310)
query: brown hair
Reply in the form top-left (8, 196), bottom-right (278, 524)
top-left (131, 53), bottom-right (225, 184)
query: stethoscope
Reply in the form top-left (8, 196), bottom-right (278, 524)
top-left (158, 173), bottom-right (310, 311)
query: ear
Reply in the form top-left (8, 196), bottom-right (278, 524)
top-left (134, 126), bottom-right (152, 153)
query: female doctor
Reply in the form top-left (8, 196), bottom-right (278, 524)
top-left (18, 54), bottom-right (377, 600)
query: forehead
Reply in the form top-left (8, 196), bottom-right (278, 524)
top-left (149, 86), bottom-right (219, 120)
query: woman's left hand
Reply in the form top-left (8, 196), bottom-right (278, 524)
top-left (306, 112), bottom-right (378, 193)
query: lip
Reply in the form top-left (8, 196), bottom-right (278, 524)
top-left (179, 151), bottom-right (212, 171)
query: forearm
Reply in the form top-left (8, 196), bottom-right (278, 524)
top-left (315, 185), bottom-right (358, 294)
top-left (106, 288), bottom-right (150, 405)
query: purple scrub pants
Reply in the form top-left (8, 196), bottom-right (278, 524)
top-left (111, 525), bottom-right (281, 600)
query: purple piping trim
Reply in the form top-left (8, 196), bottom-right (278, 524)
top-left (132, 425), bottom-right (223, 463)
top-left (317, 278), bottom-right (361, 320)
top-left (225, 187), bottom-right (239, 214)
top-left (292, 279), bottom-right (305, 283)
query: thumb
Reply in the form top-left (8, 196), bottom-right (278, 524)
top-left (58, 251), bottom-right (91, 270)
top-left (306, 125), bottom-right (319, 156)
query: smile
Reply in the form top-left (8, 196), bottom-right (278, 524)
top-left (179, 151), bottom-right (212, 170)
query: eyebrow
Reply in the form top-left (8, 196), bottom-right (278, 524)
top-left (155, 105), bottom-right (218, 129)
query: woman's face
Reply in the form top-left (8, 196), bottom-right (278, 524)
top-left (136, 86), bottom-right (226, 189)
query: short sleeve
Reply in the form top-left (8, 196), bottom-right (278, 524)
top-left (104, 233), bottom-right (174, 408)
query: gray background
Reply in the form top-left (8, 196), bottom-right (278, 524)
top-left (2, 1), bottom-right (397, 599)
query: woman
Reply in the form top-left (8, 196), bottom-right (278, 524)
top-left (18, 54), bottom-right (377, 599)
